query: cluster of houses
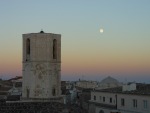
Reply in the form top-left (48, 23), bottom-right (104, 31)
top-left (0, 76), bottom-right (150, 113)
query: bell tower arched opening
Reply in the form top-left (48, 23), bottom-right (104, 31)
top-left (26, 38), bottom-right (30, 61)
top-left (53, 39), bottom-right (57, 59)
top-left (26, 39), bottom-right (30, 55)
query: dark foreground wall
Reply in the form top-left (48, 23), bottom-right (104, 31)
top-left (0, 100), bottom-right (89, 113)
top-left (0, 100), bottom-right (65, 113)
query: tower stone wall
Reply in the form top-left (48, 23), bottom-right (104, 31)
top-left (22, 32), bottom-right (61, 99)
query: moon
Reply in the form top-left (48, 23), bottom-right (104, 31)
top-left (100, 28), bottom-right (104, 33)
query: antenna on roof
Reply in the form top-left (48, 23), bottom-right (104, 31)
top-left (40, 29), bottom-right (44, 33)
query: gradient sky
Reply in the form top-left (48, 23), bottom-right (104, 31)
top-left (0, 0), bottom-right (150, 83)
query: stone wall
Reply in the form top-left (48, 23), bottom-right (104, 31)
top-left (0, 100), bottom-right (89, 113)
top-left (0, 101), bottom-right (65, 113)
top-left (22, 33), bottom-right (61, 99)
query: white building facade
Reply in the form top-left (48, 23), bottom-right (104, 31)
top-left (90, 84), bottom-right (150, 113)
top-left (117, 93), bottom-right (150, 113)
top-left (76, 81), bottom-right (98, 89)
top-left (90, 91), bottom-right (118, 113)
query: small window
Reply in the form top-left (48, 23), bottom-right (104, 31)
top-left (26, 88), bottom-right (30, 98)
top-left (52, 88), bottom-right (56, 96)
top-left (121, 98), bottom-right (125, 106)
top-left (26, 39), bottom-right (30, 55)
top-left (110, 97), bottom-right (112, 103)
top-left (143, 100), bottom-right (148, 109)
top-left (103, 97), bottom-right (105, 102)
top-left (94, 95), bottom-right (96, 100)
top-left (133, 99), bottom-right (137, 108)
top-left (53, 39), bottom-right (57, 59)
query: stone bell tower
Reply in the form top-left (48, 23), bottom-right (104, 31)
top-left (22, 31), bottom-right (61, 99)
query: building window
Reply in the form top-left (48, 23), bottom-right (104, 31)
top-left (103, 97), bottom-right (105, 102)
top-left (94, 95), bottom-right (96, 100)
top-left (143, 100), bottom-right (148, 109)
top-left (121, 98), bottom-right (125, 106)
top-left (26, 39), bottom-right (30, 55)
top-left (53, 39), bottom-right (57, 59)
top-left (133, 99), bottom-right (137, 108)
top-left (99, 96), bottom-right (101, 101)
top-left (52, 88), bottom-right (56, 96)
top-left (26, 88), bottom-right (30, 98)
top-left (110, 97), bottom-right (112, 103)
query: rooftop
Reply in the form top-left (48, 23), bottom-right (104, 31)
top-left (100, 76), bottom-right (119, 84)
top-left (94, 83), bottom-right (150, 96)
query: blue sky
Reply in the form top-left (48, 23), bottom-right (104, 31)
top-left (0, 0), bottom-right (150, 83)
